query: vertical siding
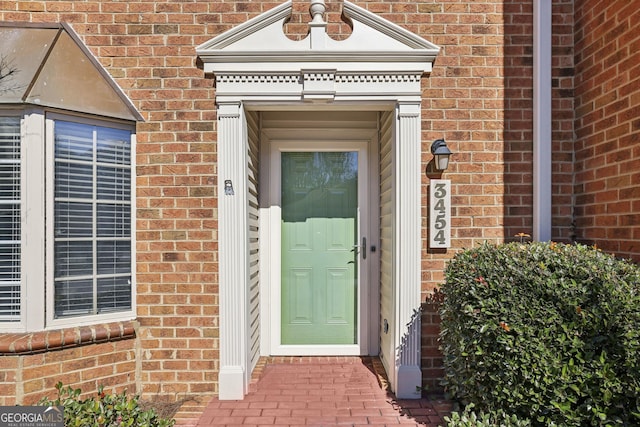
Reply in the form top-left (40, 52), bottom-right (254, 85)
top-left (246, 111), bottom-right (261, 375)
top-left (378, 111), bottom-right (395, 375)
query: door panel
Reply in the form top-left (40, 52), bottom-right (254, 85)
top-left (280, 152), bottom-right (358, 345)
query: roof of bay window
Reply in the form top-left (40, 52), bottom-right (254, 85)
top-left (0, 23), bottom-right (143, 121)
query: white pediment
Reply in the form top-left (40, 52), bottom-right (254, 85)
top-left (196, 0), bottom-right (439, 74)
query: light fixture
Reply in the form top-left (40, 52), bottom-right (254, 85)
top-left (431, 139), bottom-right (452, 171)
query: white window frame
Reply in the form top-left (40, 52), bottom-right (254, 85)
top-left (0, 109), bottom-right (136, 332)
top-left (45, 112), bottom-right (136, 330)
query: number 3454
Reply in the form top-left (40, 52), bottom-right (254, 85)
top-left (430, 181), bottom-right (450, 247)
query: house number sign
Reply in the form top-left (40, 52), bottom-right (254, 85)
top-left (429, 179), bottom-right (451, 248)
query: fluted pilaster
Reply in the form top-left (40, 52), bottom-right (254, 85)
top-left (394, 102), bottom-right (422, 398)
top-left (217, 102), bottom-right (249, 400)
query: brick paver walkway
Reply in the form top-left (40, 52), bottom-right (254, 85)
top-left (174, 357), bottom-right (453, 427)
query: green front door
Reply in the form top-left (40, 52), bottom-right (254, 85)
top-left (280, 151), bottom-right (359, 345)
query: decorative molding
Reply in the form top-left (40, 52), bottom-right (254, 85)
top-left (216, 72), bottom-right (421, 86)
top-left (213, 71), bottom-right (424, 103)
top-left (336, 74), bottom-right (421, 84)
top-left (217, 74), bottom-right (300, 85)
top-left (302, 69), bottom-right (336, 101)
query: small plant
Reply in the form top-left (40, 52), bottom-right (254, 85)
top-left (443, 404), bottom-right (532, 427)
top-left (440, 241), bottom-right (640, 426)
top-left (39, 382), bottom-right (175, 427)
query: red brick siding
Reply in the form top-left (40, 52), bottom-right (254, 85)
top-left (552, 0), bottom-right (576, 241)
top-left (574, 0), bottom-right (640, 261)
top-left (421, 297), bottom-right (445, 392)
top-left (502, 1), bottom-right (535, 238)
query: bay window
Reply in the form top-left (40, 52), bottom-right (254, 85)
top-left (0, 112), bottom-right (135, 332)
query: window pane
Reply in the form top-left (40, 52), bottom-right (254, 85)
top-left (0, 244), bottom-right (20, 281)
top-left (0, 206), bottom-right (20, 240)
top-left (54, 202), bottom-right (93, 237)
top-left (0, 245), bottom-right (20, 320)
top-left (0, 119), bottom-right (20, 162)
top-left (97, 166), bottom-right (130, 200)
top-left (97, 240), bottom-right (131, 275)
top-left (54, 121), bottom-right (93, 161)
top-left (0, 117), bottom-right (20, 322)
top-left (55, 241), bottom-right (93, 277)
top-left (54, 278), bottom-right (93, 317)
top-left (55, 162), bottom-right (93, 199)
top-left (54, 120), bottom-right (132, 319)
top-left (97, 276), bottom-right (131, 313)
top-left (0, 163), bottom-right (20, 200)
top-left (97, 127), bottom-right (131, 165)
top-left (97, 204), bottom-right (130, 237)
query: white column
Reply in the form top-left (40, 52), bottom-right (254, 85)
top-left (217, 102), bottom-right (249, 400)
top-left (394, 102), bottom-right (422, 399)
top-left (533, 0), bottom-right (552, 241)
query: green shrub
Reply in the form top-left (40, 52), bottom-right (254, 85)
top-left (39, 382), bottom-right (175, 427)
top-left (443, 404), bottom-right (532, 427)
top-left (440, 241), bottom-right (640, 426)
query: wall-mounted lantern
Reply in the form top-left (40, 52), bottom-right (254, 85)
top-left (430, 139), bottom-right (452, 171)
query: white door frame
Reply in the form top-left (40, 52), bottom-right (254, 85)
top-left (263, 139), bottom-right (373, 356)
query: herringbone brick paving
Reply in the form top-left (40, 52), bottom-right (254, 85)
top-left (174, 357), bottom-right (453, 427)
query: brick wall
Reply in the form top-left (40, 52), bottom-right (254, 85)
top-left (574, 0), bottom-right (640, 261)
top-left (418, 0), bottom-right (511, 262)
top-left (552, 0), bottom-right (576, 241)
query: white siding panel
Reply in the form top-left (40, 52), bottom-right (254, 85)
top-left (247, 111), bottom-right (261, 376)
top-left (378, 111), bottom-right (394, 376)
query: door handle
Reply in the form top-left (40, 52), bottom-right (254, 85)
top-left (351, 237), bottom-right (367, 260)
top-left (362, 237), bottom-right (366, 259)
